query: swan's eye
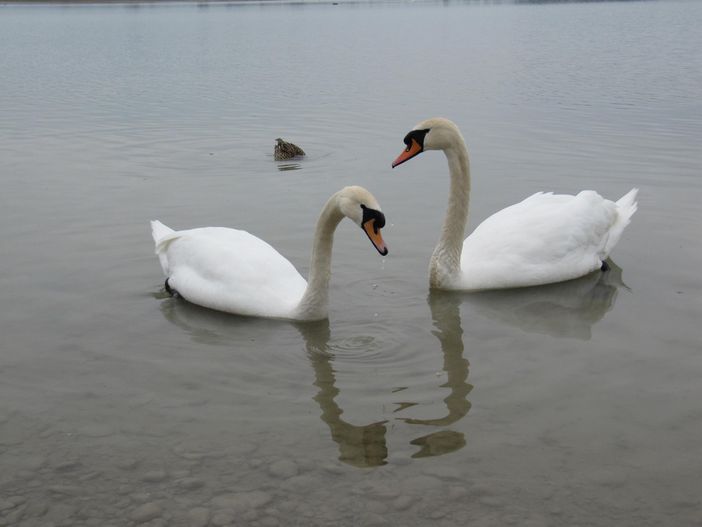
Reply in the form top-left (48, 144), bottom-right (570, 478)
top-left (403, 129), bottom-right (431, 151)
top-left (361, 206), bottom-right (385, 233)
top-left (374, 211), bottom-right (386, 231)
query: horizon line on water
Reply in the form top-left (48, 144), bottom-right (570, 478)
top-left (0, 0), bottom-right (657, 6)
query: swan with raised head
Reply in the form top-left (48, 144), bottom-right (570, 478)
top-left (392, 117), bottom-right (638, 291)
top-left (151, 186), bottom-right (388, 320)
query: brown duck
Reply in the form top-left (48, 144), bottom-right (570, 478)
top-left (274, 138), bottom-right (306, 161)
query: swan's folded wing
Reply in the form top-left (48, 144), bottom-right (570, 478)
top-left (163, 227), bottom-right (307, 317)
top-left (459, 191), bottom-right (618, 289)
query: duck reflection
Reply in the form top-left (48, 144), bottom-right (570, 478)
top-left (276, 162), bottom-right (302, 172)
top-left (463, 261), bottom-right (627, 340)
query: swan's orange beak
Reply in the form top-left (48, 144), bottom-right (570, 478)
top-left (363, 218), bottom-right (388, 256)
top-left (392, 138), bottom-right (423, 168)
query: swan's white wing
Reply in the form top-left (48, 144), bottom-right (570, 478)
top-left (156, 226), bottom-right (307, 318)
top-left (457, 191), bottom-right (620, 290)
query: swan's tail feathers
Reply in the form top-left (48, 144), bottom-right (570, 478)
top-left (616, 188), bottom-right (639, 220)
top-left (605, 188), bottom-right (639, 255)
top-left (150, 220), bottom-right (176, 276)
top-left (151, 220), bottom-right (174, 245)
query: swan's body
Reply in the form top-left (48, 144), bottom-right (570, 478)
top-left (151, 186), bottom-right (387, 320)
top-left (392, 117), bottom-right (638, 291)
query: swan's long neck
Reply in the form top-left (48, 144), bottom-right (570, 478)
top-left (430, 140), bottom-right (470, 288)
top-left (295, 195), bottom-right (344, 320)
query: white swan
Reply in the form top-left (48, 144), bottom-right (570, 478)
top-left (392, 117), bottom-right (638, 291)
top-left (151, 186), bottom-right (388, 320)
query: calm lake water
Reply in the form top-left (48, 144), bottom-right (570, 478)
top-left (1, 1), bottom-right (701, 525)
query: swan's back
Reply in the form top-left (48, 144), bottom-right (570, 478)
top-left (457, 190), bottom-right (637, 290)
top-left (152, 224), bottom-right (307, 318)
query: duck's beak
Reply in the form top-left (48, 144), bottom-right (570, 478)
top-left (363, 219), bottom-right (388, 256)
top-left (392, 138), bottom-right (423, 168)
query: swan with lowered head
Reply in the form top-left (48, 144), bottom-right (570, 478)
top-left (392, 117), bottom-right (638, 291)
top-left (151, 186), bottom-right (388, 320)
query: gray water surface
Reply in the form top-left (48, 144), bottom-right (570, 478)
top-left (1, 1), bottom-right (701, 526)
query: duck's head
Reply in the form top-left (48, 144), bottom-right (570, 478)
top-left (391, 117), bottom-right (463, 168)
top-left (337, 186), bottom-right (388, 256)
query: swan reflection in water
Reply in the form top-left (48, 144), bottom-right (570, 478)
top-left (393, 289), bottom-right (472, 459)
top-left (296, 320), bottom-right (389, 468)
top-left (156, 261), bottom-right (626, 466)
top-left (157, 299), bottom-right (390, 467)
top-left (463, 260), bottom-right (627, 340)
top-left (157, 292), bottom-right (475, 467)
top-left (296, 292), bottom-right (474, 465)
top-left (303, 262), bottom-right (628, 462)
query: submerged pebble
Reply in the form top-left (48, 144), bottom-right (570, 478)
top-left (48, 485), bottom-right (81, 496)
top-left (130, 502), bottom-right (162, 524)
top-left (141, 470), bottom-right (168, 483)
top-left (402, 475), bottom-right (443, 492)
top-left (392, 495), bottom-right (414, 511)
top-left (54, 460), bottom-right (82, 473)
top-left (187, 507), bottom-right (210, 527)
top-left (365, 512), bottom-right (390, 526)
top-left (260, 516), bottom-right (280, 527)
top-left (77, 424), bottom-right (114, 438)
top-left (176, 477), bottom-right (205, 490)
top-left (210, 510), bottom-right (235, 527)
top-left (268, 459), bottom-right (298, 479)
top-left (211, 490), bottom-right (272, 512)
top-left (0, 504), bottom-right (27, 526)
top-left (116, 458), bottom-right (139, 470)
